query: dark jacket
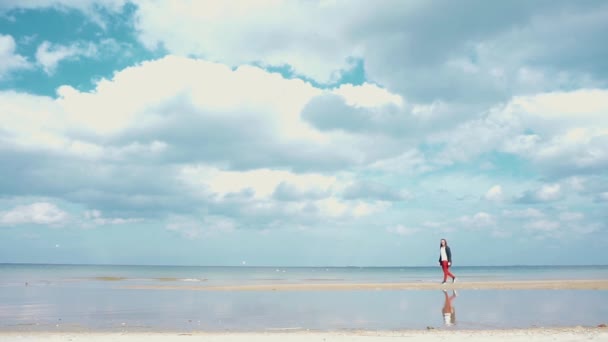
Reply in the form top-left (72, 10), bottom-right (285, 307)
top-left (438, 246), bottom-right (452, 264)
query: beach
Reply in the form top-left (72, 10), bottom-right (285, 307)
top-left (2, 264), bottom-right (607, 334)
top-left (2, 328), bottom-right (608, 341)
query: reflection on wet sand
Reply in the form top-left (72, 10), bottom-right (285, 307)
top-left (442, 289), bottom-right (457, 326)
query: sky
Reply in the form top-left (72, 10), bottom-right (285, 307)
top-left (0, 0), bottom-right (607, 267)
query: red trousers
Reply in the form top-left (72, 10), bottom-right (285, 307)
top-left (441, 261), bottom-right (455, 282)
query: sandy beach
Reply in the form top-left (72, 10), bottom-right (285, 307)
top-left (2, 328), bottom-right (607, 341)
top-left (3, 268), bottom-right (607, 333)
top-left (122, 279), bottom-right (608, 291)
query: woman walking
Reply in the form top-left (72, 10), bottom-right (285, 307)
top-left (438, 239), bottom-right (456, 284)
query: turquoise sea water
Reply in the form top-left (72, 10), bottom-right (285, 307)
top-left (1, 264), bottom-right (607, 331)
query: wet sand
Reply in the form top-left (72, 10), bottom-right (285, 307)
top-left (2, 327), bottom-right (607, 341)
top-left (122, 279), bottom-right (608, 291)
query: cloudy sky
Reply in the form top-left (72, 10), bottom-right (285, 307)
top-left (1, 1), bottom-right (607, 266)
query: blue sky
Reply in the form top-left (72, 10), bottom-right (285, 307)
top-left (1, 1), bottom-right (607, 266)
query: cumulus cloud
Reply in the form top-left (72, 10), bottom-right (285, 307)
top-left (516, 184), bottom-right (562, 203)
top-left (485, 185), bottom-right (503, 201)
top-left (1, 55), bottom-right (410, 231)
top-left (35, 41), bottom-right (98, 75)
top-left (0, 202), bottom-right (69, 226)
top-left (127, 0), bottom-right (607, 105)
top-left (178, 166), bottom-right (339, 201)
top-left (130, 0), bottom-right (362, 84)
top-left (1, 55), bottom-right (366, 169)
top-left (0, 34), bottom-right (31, 78)
top-left (459, 212), bottom-right (496, 228)
top-left (435, 89), bottom-right (608, 176)
top-left (1, 1), bottom-right (607, 243)
top-left (503, 91), bottom-right (608, 176)
top-left (83, 209), bottom-right (142, 226)
top-left (3, 1), bottom-right (607, 99)
top-left (178, 165), bottom-right (389, 222)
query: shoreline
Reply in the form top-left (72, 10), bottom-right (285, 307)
top-left (121, 279), bottom-right (608, 291)
top-left (2, 327), bottom-right (607, 341)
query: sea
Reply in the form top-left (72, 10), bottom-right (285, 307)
top-left (1, 264), bottom-right (607, 331)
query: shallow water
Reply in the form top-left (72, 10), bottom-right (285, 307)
top-left (2, 264), bottom-right (608, 287)
top-left (1, 284), bottom-right (608, 331)
top-left (1, 264), bottom-right (607, 331)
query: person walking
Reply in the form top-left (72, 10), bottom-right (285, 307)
top-left (438, 238), bottom-right (456, 284)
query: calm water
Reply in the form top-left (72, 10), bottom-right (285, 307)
top-left (1, 264), bottom-right (607, 331)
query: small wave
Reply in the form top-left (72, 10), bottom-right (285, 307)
top-left (180, 278), bottom-right (206, 282)
top-left (156, 278), bottom-right (206, 282)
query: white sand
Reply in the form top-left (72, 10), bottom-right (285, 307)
top-left (2, 328), bottom-right (607, 341)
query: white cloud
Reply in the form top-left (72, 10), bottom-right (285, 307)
top-left (130, 0), bottom-right (363, 84)
top-left (2, 56), bottom-right (318, 148)
top-left (504, 91), bottom-right (608, 174)
top-left (515, 183), bottom-right (563, 203)
top-left (525, 220), bottom-right (560, 232)
top-left (0, 202), bottom-right (69, 226)
top-left (177, 164), bottom-right (387, 220)
top-left (0, 34), bottom-right (31, 78)
top-left (0, 54), bottom-right (408, 232)
top-left (179, 166), bottom-right (339, 200)
top-left (83, 209), bottom-right (142, 226)
top-left (502, 208), bottom-right (544, 219)
top-left (120, 0), bottom-right (608, 101)
top-left (35, 41), bottom-right (97, 75)
top-left (368, 149), bottom-right (433, 174)
top-left (537, 184), bottom-right (561, 201)
top-left (332, 83), bottom-right (403, 108)
top-left (386, 224), bottom-right (419, 236)
top-left (459, 212), bottom-right (495, 228)
top-left (485, 185), bottom-right (503, 201)
top-left (53, 55), bottom-right (323, 138)
top-left (430, 89), bottom-right (608, 177)
top-left (3, 55), bottom-right (419, 173)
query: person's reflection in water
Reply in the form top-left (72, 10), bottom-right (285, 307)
top-left (441, 289), bottom-right (457, 326)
